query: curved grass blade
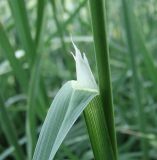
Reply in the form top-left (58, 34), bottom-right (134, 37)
top-left (33, 81), bottom-right (98, 160)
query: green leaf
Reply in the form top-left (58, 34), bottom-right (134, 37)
top-left (33, 81), bottom-right (98, 160)
top-left (0, 22), bottom-right (47, 121)
top-left (134, 18), bottom-right (157, 87)
top-left (122, 0), bottom-right (148, 158)
top-left (8, 0), bottom-right (36, 65)
top-left (7, 0), bottom-right (49, 120)
top-left (35, 0), bottom-right (47, 48)
top-left (0, 23), bottom-right (28, 91)
top-left (0, 94), bottom-right (25, 160)
top-left (26, 56), bottom-right (42, 160)
top-left (45, 0), bottom-right (87, 44)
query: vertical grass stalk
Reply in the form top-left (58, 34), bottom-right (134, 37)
top-left (35, 0), bottom-right (46, 48)
top-left (26, 56), bottom-right (42, 160)
top-left (84, 0), bottom-right (118, 159)
top-left (122, 0), bottom-right (149, 159)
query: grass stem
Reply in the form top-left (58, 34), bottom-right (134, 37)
top-left (84, 0), bottom-right (118, 159)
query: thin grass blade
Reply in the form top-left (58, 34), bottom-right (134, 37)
top-left (8, 0), bottom-right (36, 65)
top-left (0, 94), bottom-right (25, 160)
top-left (122, 0), bottom-right (148, 159)
top-left (26, 56), bottom-right (42, 160)
top-left (0, 23), bottom-right (28, 91)
top-left (35, 0), bottom-right (47, 47)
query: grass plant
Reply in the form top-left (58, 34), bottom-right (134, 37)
top-left (0, 0), bottom-right (157, 159)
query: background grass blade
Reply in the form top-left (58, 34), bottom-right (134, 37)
top-left (0, 136), bottom-right (26, 160)
top-left (33, 81), bottom-right (98, 160)
top-left (46, 0), bottom-right (87, 44)
top-left (85, 0), bottom-right (118, 159)
top-left (0, 94), bottom-right (25, 160)
top-left (1, 1), bottom-right (49, 158)
top-left (26, 56), bottom-right (42, 160)
top-left (8, 0), bottom-right (49, 114)
top-left (0, 23), bottom-right (47, 120)
top-left (122, 0), bottom-right (148, 159)
top-left (133, 18), bottom-right (157, 87)
top-left (50, 0), bottom-right (67, 53)
top-left (0, 23), bottom-right (28, 91)
top-left (8, 0), bottom-right (36, 65)
top-left (35, 0), bottom-right (47, 48)
top-left (50, 0), bottom-right (71, 70)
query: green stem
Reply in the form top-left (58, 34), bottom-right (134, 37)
top-left (84, 0), bottom-right (118, 159)
top-left (122, 0), bottom-right (148, 159)
top-left (84, 97), bottom-right (115, 160)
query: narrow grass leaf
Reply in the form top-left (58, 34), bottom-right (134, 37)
top-left (0, 94), bottom-right (25, 160)
top-left (50, 0), bottom-right (67, 53)
top-left (133, 17), bottom-right (157, 86)
top-left (46, 0), bottom-right (87, 44)
top-left (8, 0), bottom-right (36, 65)
top-left (0, 23), bottom-right (46, 120)
top-left (122, 0), bottom-right (148, 159)
top-left (26, 56), bottom-right (42, 160)
top-left (35, 0), bottom-right (47, 47)
top-left (7, 0), bottom-right (50, 120)
top-left (0, 23), bottom-right (28, 91)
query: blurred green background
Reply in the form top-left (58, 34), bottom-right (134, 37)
top-left (0, 0), bottom-right (157, 159)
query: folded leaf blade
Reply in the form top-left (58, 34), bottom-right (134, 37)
top-left (33, 81), bottom-right (98, 160)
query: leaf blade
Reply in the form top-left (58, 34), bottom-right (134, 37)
top-left (0, 95), bottom-right (25, 160)
top-left (33, 81), bottom-right (98, 160)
